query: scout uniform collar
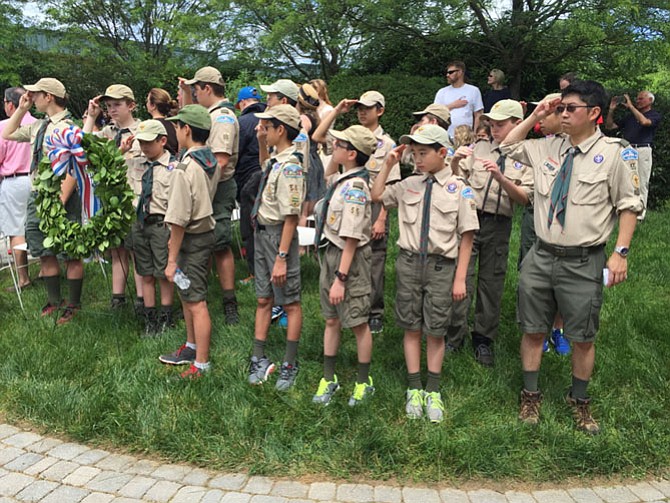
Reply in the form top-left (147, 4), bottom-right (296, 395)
top-left (273, 144), bottom-right (300, 163)
top-left (561, 129), bottom-right (603, 156)
top-left (208, 100), bottom-right (236, 113)
top-left (424, 166), bottom-right (451, 186)
top-left (372, 125), bottom-right (385, 139)
top-left (185, 146), bottom-right (217, 177)
top-left (47, 109), bottom-right (72, 124)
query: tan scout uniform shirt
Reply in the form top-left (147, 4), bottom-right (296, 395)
top-left (165, 147), bottom-right (217, 234)
top-left (98, 119), bottom-right (146, 207)
top-left (146, 151), bottom-right (177, 216)
top-left (366, 126), bottom-right (400, 184)
top-left (323, 170), bottom-right (372, 248)
top-left (458, 140), bottom-right (533, 217)
top-left (294, 128), bottom-right (311, 173)
top-left (257, 145), bottom-right (305, 226)
top-left (501, 130), bottom-right (643, 247)
top-left (382, 168), bottom-right (480, 259)
top-left (8, 109), bottom-right (75, 186)
top-left (207, 102), bottom-right (239, 182)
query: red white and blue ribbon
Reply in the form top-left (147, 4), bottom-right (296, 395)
top-left (46, 125), bottom-right (102, 223)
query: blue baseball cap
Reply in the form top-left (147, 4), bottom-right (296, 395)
top-left (236, 86), bottom-right (261, 107)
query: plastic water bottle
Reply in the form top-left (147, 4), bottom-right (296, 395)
top-left (173, 268), bottom-right (191, 290)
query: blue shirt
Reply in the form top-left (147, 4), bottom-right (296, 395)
top-left (619, 109), bottom-right (662, 146)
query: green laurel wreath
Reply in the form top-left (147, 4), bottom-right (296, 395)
top-left (34, 134), bottom-right (135, 259)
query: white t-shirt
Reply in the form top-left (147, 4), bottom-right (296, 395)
top-left (434, 83), bottom-right (484, 137)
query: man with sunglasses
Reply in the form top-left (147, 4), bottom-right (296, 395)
top-left (501, 80), bottom-right (642, 434)
top-left (434, 61), bottom-right (484, 139)
top-left (605, 91), bottom-right (661, 220)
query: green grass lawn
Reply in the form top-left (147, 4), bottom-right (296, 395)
top-left (1, 206), bottom-right (669, 484)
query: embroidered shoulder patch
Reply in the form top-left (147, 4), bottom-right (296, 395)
top-left (283, 163), bottom-right (303, 178)
top-left (621, 147), bottom-right (638, 161)
top-left (513, 161), bottom-right (523, 170)
top-left (447, 147), bottom-right (455, 157)
top-left (447, 182), bottom-right (458, 193)
top-left (461, 187), bottom-right (474, 199)
top-left (344, 188), bottom-right (367, 205)
top-left (215, 115), bottom-right (235, 124)
top-left (294, 132), bottom-right (308, 143)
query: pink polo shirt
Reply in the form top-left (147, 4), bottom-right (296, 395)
top-left (0, 112), bottom-right (36, 177)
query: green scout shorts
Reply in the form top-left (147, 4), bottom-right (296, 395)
top-left (517, 242), bottom-right (606, 342)
top-left (320, 243), bottom-right (371, 328)
top-left (212, 177), bottom-right (237, 251)
top-left (254, 223), bottom-right (300, 305)
top-left (131, 218), bottom-right (170, 278)
top-left (177, 230), bottom-right (215, 303)
top-left (395, 248), bottom-right (456, 338)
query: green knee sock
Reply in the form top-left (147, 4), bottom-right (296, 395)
top-left (252, 339), bottom-right (266, 358)
top-left (324, 355), bottom-right (337, 381)
top-left (284, 340), bottom-right (299, 365)
top-left (523, 371), bottom-right (540, 392)
top-left (68, 278), bottom-right (83, 307)
top-left (44, 275), bottom-right (61, 305)
top-left (425, 371), bottom-right (441, 393)
top-left (407, 372), bottom-right (422, 390)
top-left (357, 361), bottom-right (371, 384)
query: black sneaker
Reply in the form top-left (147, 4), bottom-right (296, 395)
top-left (369, 317), bottom-right (383, 334)
top-left (110, 296), bottom-right (126, 309)
top-left (143, 308), bottom-right (159, 338)
top-left (223, 300), bottom-right (239, 325)
top-left (158, 309), bottom-right (174, 332)
top-left (474, 343), bottom-right (494, 367)
top-left (159, 344), bottom-right (196, 365)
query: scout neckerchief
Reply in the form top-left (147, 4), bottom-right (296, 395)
top-left (210, 100), bottom-right (236, 114)
top-left (114, 127), bottom-right (131, 148)
top-left (188, 147), bottom-right (217, 177)
top-left (314, 168), bottom-right (369, 246)
top-left (31, 111), bottom-right (73, 173)
top-left (137, 154), bottom-right (176, 225)
top-left (481, 152), bottom-right (506, 217)
top-left (548, 146), bottom-right (579, 228)
top-left (251, 151), bottom-right (304, 229)
top-left (419, 174), bottom-right (436, 263)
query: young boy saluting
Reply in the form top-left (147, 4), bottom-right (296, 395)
top-left (158, 105), bottom-right (219, 379)
top-left (248, 104), bottom-right (305, 390)
top-left (312, 125), bottom-right (377, 406)
top-left (132, 119), bottom-right (177, 336)
top-left (371, 125), bottom-right (479, 423)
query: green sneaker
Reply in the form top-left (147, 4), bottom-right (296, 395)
top-left (424, 391), bottom-right (445, 424)
top-left (312, 376), bottom-right (340, 405)
top-left (405, 388), bottom-right (424, 419)
top-left (348, 376), bottom-right (375, 406)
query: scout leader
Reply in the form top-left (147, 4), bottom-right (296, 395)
top-left (501, 80), bottom-right (642, 434)
top-left (84, 84), bottom-right (146, 313)
top-left (311, 125), bottom-right (377, 407)
top-left (158, 105), bottom-right (220, 379)
top-left (1, 77), bottom-right (83, 325)
top-left (447, 99), bottom-right (533, 366)
top-left (372, 125), bottom-right (479, 424)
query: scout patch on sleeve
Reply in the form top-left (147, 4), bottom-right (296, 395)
top-left (461, 187), bottom-right (474, 199)
top-left (176, 162), bottom-right (188, 171)
top-left (344, 188), bottom-right (367, 205)
top-left (294, 132), bottom-right (308, 143)
top-left (632, 173), bottom-right (640, 189)
top-left (283, 163), bottom-right (303, 178)
top-left (621, 147), bottom-right (638, 161)
top-left (216, 115), bottom-right (236, 124)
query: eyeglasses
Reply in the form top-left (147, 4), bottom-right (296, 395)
top-left (446, 69), bottom-right (460, 75)
top-left (555, 104), bottom-right (593, 114)
top-left (333, 140), bottom-right (355, 151)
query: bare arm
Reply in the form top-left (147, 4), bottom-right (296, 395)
top-left (371, 145), bottom-right (405, 203)
top-left (502, 98), bottom-right (560, 146)
top-left (312, 99), bottom-right (357, 144)
top-left (1, 93), bottom-right (32, 139)
top-left (329, 236), bottom-right (359, 305)
top-left (453, 230), bottom-right (474, 301)
top-left (605, 209), bottom-right (637, 287)
top-left (165, 224), bottom-right (185, 282)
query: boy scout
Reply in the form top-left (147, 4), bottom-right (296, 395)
top-left (501, 80), bottom-right (642, 433)
top-left (313, 91), bottom-right (399, 334)
top-left (311, 125), bottom-right (377, 407)
top-left (132, 120), bottom-right (177, 336)
top-left (1, 78), bottom-right (83, 325)
top-left (371, 125), bottom-right (479, 423)
top-left (181, 66), bottom-right (240, 324)
top-left (248, 104), bottom-right (305, 390)
top-left (447, 99), bottom-right (533, 366)
top-left (158, 105), bottom-right (219, 379)
top-left (84, 84), bottom-right (145, 313)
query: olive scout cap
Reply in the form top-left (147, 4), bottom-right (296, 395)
top-left (357, 90), bottom-right (385, 108)
top-left (135, 119), bottom-right (167, 141)
top-left (531, 92), bottom-right (562, 105)
top-left (24, 78), bottom-right (66, 98)
top-left (330, 125), bottom-right (378, 157)
top-left (413, 104), bottom-right (451, 125)
top-left (167, 104), bottom-right (212, 131)
top-left (101, 84), bottom-right (135, 101)
top-left (254, 104), bottom-right (301, 131)
top-left (483, 99), bottom-right (524, 120)
top-left (400, 124), bottom-right (451, 148)
top-left (183, 66), bottom-right (225, 86)
top-left (260, 79), bottom-right (299, 102)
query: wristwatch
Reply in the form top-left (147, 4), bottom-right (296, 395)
top-left (335, 270), bottom-right (349, 282)
top-left (277, 251), bottom-right (289, 260)
top-left (614, 246), bottom-right (629, 258)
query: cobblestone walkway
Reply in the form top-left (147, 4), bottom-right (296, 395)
top-left (0, 424), bottom-right (669, 503)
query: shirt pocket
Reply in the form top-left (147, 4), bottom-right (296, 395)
top-left (400, 190), bottom-right (423, 225)
top-left (468, 166), bottom-right (489, 190)
top-left (536, 164), bottom-right (559, 197)
top-left (431, 196), bottom-right (459, 234)
top-left (570, 170), bottom-right (608, 206)
top-left (326, 197), bottom-right (344, 233)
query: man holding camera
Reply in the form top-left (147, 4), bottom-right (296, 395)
top-left (606, 91), bottom-right (662, 220)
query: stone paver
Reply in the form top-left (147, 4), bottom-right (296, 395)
top-left (1, 424), bottom-right (669, 503)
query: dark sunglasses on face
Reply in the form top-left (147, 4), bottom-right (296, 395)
top-left (555, 104), bottom-right (593, 114)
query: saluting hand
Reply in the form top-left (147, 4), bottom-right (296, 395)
top-left (533, 97), bottom-right (561, 120)
top-left (18, 92), bottom-right (34, 112)
top-left (335, 99), bottom-right (358, 114)
top-left (385, 144), bottom-right (406, 168)
top-left (87, 96), bottom-right (102, 118)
